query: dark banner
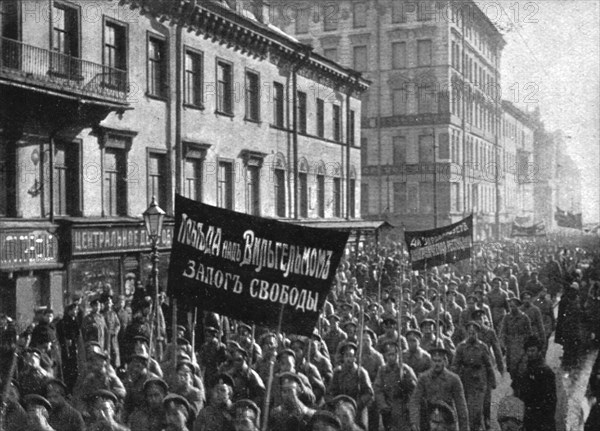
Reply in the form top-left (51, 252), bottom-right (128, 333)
top-left (511, 221), bottom-right (546, 237)
top-left (555, 207), bottom-right (583, 229)
top-left (404, 215), bottom-right (473, 270)
top-left (167, 195), bottom-right (349, 336)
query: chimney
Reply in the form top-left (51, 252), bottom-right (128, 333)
top-left (254, 0), bottom-right (270, 24)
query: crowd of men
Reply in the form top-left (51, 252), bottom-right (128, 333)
top-left (1, 239), bottom-right (600, 431)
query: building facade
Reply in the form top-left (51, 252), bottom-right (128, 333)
top-left (271, 0), bottom-right (510, 239)
top-left (0, 0), bottom-right (367, 325)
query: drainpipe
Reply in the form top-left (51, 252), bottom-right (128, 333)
top-left (292, 46), bottom-right (312, 219)
top-left (376, 3), bottom-right (382, 217)
top-left (346, 73), bottom-right (360, 220)
top-left (175, 23), bottom-right (183, 199)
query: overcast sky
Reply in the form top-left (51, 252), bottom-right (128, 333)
top-left (497, 0), bottom-right (600, 223)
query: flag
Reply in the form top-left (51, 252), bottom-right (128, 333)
top-left (167, 195), bottom-right (349, 335)
top-left (555, 207), bottom-right (583, 229)
top-left (404, 215), bottom-right (473, 270)
top-left (511, 220), bottom-right (546, 237)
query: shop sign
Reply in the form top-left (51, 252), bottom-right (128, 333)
top-left (0, 230), bottom-right (59, 269)
top-left (71, 225), bottom-right (173, 255)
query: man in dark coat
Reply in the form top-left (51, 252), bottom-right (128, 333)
top-left (56, 303), bottom-right (80, 393)
top-left (514, 336), bottom-right (556, 431)
top-left (555, 282), bottom-right (585, 370)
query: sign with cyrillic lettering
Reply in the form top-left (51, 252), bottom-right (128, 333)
top-left (404, 215), bottom-right (473, 270)
top-left (168, 195), bottom-right (349, 335)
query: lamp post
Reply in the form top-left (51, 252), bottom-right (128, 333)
top-left (143, 196), bottom-right (165, 359)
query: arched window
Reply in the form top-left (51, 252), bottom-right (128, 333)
top-left (298, 158), bottom-right (309, 218)
top-left (273, 153), bottom-right (286, 218)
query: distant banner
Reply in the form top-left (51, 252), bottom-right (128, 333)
top-left (555, 207), bottom-right (583, 229)
top-left (511, 221), bottom-right (546, 237)
top-left (167, 195), bottom-right (349, 336)
top-left (404, 215), bottom-right (473, 270)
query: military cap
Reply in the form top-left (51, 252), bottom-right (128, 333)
top-left (89, 296), bottom-right (101, 306)
top-left (290, 337), bottom-right (307, 348)
top-left (176, 337), bottom-right (191, 346)
top-left (466, 293), bottom-right (478, 301)
top-left (381, 316), bottom-right (396, 325)
top-left (473, 288), bottom-right (484, 295)
top-left (491, 276), bottom-right (503, 283)
top-left (339, 301), bottom-right (354, 309)
top-left (176, 360), bottom-right (198, 374)
top-left (330, 394), bottom-right (357, 416)
top-left (237, 323), bottom-right (251, 332)
top-left (342, 319), bottom-right (358, 329)
top-left (227, 340), bottom-right (242, 350)
top-left (277, 348), bottom-right (296, 361)
top-left (497, 396), bottom-right (524, 422)
top-left (88, 344), bottom-right (109, 360)
top-left (129, 353), bottom-right (150, 364)
top-left (447, 281), bottom-right (458, 287)
top-left (176, 325), bottom-right (187, 333)
top-left (428, 401), bottom-right (456, 425)
top-left (24, 347), bottom-right (42, 358)
top-left (133, 335), bottom-right (150, 344)
top-left (414, 295), bottom-right (425, 302)
top-left (523, 335), bottom-right (543, 351)
top-left (90, 389), bottom-right (118, 404)
top-left (163, 393), bottom-right (193, 418)
top-left (311, 328), bottom-right (323, 342)
top-left (232, 399), bottom-right (261, 418)
top-left (327, 314), bottom-right (341, 321)
top-left (520, 291), bottom-right (533, 300)
top-left (405, 329), bottom-right (423, 339)
top-left (279, 371), bottom-right (303, 386)
top-left (382, 341), bottom-right (400, 352)
top-left (310, 410), bottom-right (342, 430)
top-left (472, 309), bottom-right (487, 319)
top-left (214, 373), bottom-right (235, 388)
top-left (429, 346), bottom-right (451, 358)
top-left (177, 352), bottom-right (192, 362)
top-left (339, 342), bottom-right (358, 354)
top-left (143, 378), bottom-right (169, 393)
top-left (362, 328), bottom-right (377, 342)
top-left (420, 318), bottom-right (436, 329)
top-left (509, 297), bottom-right (522, 305)
top-left (465, 321), bottom-right (481, 331)
top-left (23, 394), bottom-right (52, 411)
top-left (205, 326), bottom-right (219, 334)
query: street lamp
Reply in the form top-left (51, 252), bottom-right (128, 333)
top-left (143, 196), bottom-right (165, 359)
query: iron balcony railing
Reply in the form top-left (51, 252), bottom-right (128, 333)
top-left (0, 36), bottom-right (128, 104)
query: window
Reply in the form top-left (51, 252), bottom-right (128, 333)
top-left (417, 1), bottom-right (435, 21)
top-left (184, 50), bottom-right (203, 107)
top-left (438, 133), bottom-right (449, 159)
top-left (323, 48), bottom-right (338, 62)
top-left (316, 173), bottom-right (325, 217)
top-left (349, 110), bottom-right (356, 145)
top-left (323, 4), bottom-right (338, 31)
top-left (361, 183), bottom-right (369, 215)
top-left (103, 21), bottom-right (127, 89)
top-left (333, 177), bottom-right (341, 217)
top-left (419, 135), bottom-right (434, 163)
top-left (217, 60), bottom-right (233, 114)
top-left (349, 178), bottom-right (356, 218)
top-left (392, 89), bottom-right (407, 115)
top-left (353, 46), bottom-right (367, 72)
top-left (246, 164), bottom-right (260, 216)
top-left (184, 157), bottom-right (203, 202)
top-left (393, 136), bottom-right (406, 165)
top-left (297, 91), bottom-right (307, 134)
top-left (419, 182), bottom-right (433, 213)
top-left (392, 2), bottom-right (406, 23)
top-left (148, 36), bottom-right (166, 97)
top-left (295, 7), bottom-right (309, 34)
top-left (245, 70), bottom-right (260, 121)
top-left (53, 142), bottom-right (79, 216)
top-left (393, 183), bottom-right (406, 213)
top-left (274, 167), bottom-right (286, 217)
top-left (148, 152), bottom-right (167, 207)
top-left (273, 82), bottom-right (284, 127)
top-left (353, 3), bottom-right (367, 28)
top-left (52, 3), bottom-right (79, 76)
top-left (408, 183), bottom-right (418, 213)
top-left (392, 42), bottom-right (406, 69)
top-left (333, 105), bottom-right (342, 141)
top-left (217, 161), bottom-right (234, 210)
top-left (417, 40), bottom-right (432, 66)
top-left (418, 86), bottom-right (436, 113)
top-left (104, 148), bottom-right (127, 216)
top-left (1, 0), bottom-right (19, 40)
top-left (299, 171), bottom-right (308, 217)
top-left (316, 98), bottom-right (325, 137)
top-left (0, 144), bottom-right (7, 215)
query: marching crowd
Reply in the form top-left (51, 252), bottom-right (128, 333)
top-left (1, 239), bottom-right (600, 431)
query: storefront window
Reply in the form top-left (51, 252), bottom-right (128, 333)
top-left (69, 258), bottom-right (120, 302)
top-left (141, 252), bottom-right (170, 294)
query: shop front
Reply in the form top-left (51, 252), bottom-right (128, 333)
top-left (60, 219), bottom-right (174, 305)
top-left (0, 222), bottom-right (64, 329)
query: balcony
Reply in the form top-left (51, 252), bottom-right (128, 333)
top-left (0, 36), bottom-right (128, 105)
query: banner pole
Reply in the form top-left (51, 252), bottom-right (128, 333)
top-left (358, 297), bottom-right (365, 370)
top-left (250, 324), bottom-right (256, 367)
top-left (191, 307), bottom-right (198, 358)
top-left (262, 305), bottom-right (285, 431)
top-left (172, 299), bottom-right (178, 365)
top-left (397, 282), bottom-right (403, 369)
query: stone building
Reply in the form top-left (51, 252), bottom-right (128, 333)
top-left (0, 0), bottom-right (367, 324)
top-left (270, 0), bottom-right (507, 240)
